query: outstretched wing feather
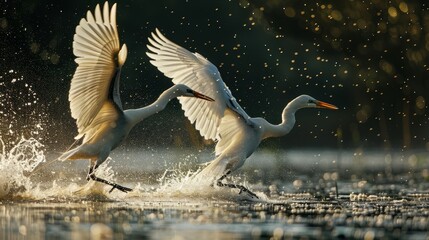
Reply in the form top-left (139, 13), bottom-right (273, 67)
top-left (146, 29), bottom-right (252, 152)
top-left (70, 2), bottom-right (123, 140)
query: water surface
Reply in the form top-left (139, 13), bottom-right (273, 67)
top-left (1, 138), bottom-right (429, 239)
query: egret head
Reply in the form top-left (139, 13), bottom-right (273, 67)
top-left (174, 84), bottom-right (215, 101)
top-left (291, 95), bottom-right (338, 110)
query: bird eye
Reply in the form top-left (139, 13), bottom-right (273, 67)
top-left (308, 100), bottom-right (314, 104)
top-left (186, 89), bottom-right (193, 94)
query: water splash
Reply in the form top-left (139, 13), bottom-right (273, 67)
top-left (0, 69), bottom-right (48, 146)
top-left (0, 137), bottom-right (45, 198)
top-left (67, 158), bottom-right (122, 199)
top-left (0, 136), bottom-right (264, 201)
top-left (0, 136), bottom-right (126, 200)
top-left (27, 156), bottom-right (132, 201)
top-left (153, 164), bottom-right (267, 201)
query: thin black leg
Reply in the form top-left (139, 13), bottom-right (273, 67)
top-left (88, 173), bottom-right (132, 193)
top-left (87, 164), bottom-right (132, 193)
top-left (216, 170), bottom-right (258, 199)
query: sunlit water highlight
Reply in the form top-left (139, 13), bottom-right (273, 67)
top-left (0, 137), bottom-right (266, 203)
top-left (0, 137), bottom-right (45, 198)
top-left (1, 138), bottom-right (429, 239)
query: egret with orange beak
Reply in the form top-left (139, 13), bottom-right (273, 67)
top-left (147, 29), bottom-right (337, 198)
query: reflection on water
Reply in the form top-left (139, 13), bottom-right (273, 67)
top-left (1, 138), bottom-right (429, 239)
top-left (2, 197), bottom-right (429, 240)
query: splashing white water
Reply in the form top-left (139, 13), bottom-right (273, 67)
top-left (0, 136), bottom-right (265, 201)
top-left (0, 70), bottom-right (265, 202)
top-left (153, 165), bottom-right (266, 201)
top-left (0, 137), bottom-right (45, 198)
top-left (0, 137), bottom-right (127, 200)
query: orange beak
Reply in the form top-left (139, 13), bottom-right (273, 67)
top-left (315, 100), bottom-right (338, 110)
top-left (192, 90), bottom-right (215, 102)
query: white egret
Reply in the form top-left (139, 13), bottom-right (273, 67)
top-left (60, 3), bottom-right (214, 193)
top-left (146, 29), bottom-right (338, 197)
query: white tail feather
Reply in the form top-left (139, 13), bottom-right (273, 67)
top-left (58, 147), bottom-right (81, 161)
top-left (193, 156), bottom-right (229, 185)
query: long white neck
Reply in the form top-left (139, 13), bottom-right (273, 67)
top-left (124, 86), bottom-right (182, 129)
top-left (262, 101), bottom-right (299, 139)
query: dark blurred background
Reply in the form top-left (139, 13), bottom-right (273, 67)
top-left (1, 0), bottom-right (428, 152)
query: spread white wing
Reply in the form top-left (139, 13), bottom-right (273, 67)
top-left (146, 29), bottom-right (253, 155)
top-left (70, 2), bottom-right (127, 140)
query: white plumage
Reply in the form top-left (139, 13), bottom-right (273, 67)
top-left (70, 2), bottom-right (126, 141)
top-left (60, 3), bottom-right (214, 193)
top-left (147, 29), bottom-right (251, 150)
top-left (147, 29), bottom-right (338, 197)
